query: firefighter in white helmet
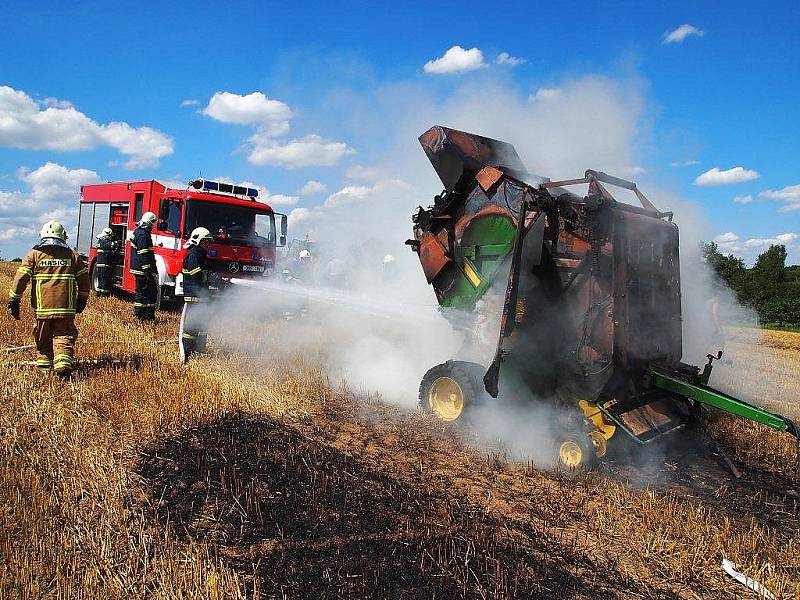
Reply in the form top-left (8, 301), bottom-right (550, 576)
top-left (382, 253), bottom-right (396, 280)
top-left (94, 227), bottom-right (119, 297)
top-left (179, 227), bottom-right (213, 362)
top-left (296, 248), bottom-right (313, 283)
top-left (7, 220), bottom-right (90, 376)
top-left (129, 211), bottom-right (158, 321)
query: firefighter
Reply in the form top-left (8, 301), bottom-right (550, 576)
top-left (94, 227), bottom-right (118, 297)
top-left (296, 249), bottom-right (313, 283)
top-left (7, 220), bottom-right (90, 376)
top-left (382, 253), bottom-right (396, 279)
top-left (129, 211), bottom-right (158, 321)
top-left (180, 226), bottom-right (213, 362)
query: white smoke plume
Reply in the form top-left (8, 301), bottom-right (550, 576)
top-left (211, 69), bottom-right (769, 465)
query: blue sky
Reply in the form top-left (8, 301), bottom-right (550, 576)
top-left (0, 0), bottom-right (797, 263)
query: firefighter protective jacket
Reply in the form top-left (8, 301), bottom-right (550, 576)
top-left (129, 227), bottom-right (156, 276)
top-left (181, 246), bottom-right (209, 301)
top-left (9, 243), bottom-right (90, 319)
top-left (96, 238), bottom-right (119, 267)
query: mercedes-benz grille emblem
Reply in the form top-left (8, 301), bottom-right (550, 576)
top-left (228, 261), bottom-right (241, 274)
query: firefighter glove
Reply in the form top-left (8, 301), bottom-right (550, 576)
top-left (7, 299), bottom-right (20, 320)
top-left (76, 297), bottom-right (87, 314)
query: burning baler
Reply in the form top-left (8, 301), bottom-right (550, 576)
top-left (408, 125), bottom-right (799, 470)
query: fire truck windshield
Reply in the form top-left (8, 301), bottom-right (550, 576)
top-left (184, 200), bottom-right (275, 247)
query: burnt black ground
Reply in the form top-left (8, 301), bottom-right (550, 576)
top-left (133, 412), bottom-right (682, 599)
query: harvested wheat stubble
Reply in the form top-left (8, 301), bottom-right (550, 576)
top-left (0, 261), bottom-right (798, 599)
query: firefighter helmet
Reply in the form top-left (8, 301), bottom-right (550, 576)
top-left (138, 212), bottom-right (157, 228)
top-left (40, 220), bottom-right (67, 241)
top-left (185, 227), bottom-right (213, 248)
top-left (97, 227), bottom-right (114, 239)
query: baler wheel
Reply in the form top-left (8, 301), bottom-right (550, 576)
top-left (419, 361), bottom-right (485, 423)
top-left (589, 430), bottom-right (608, 458)
top-left (556, 433), bottom-right (594, 470)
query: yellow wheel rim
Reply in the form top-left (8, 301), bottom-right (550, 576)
top-left (427, 376), bottom-right (465, 421)
top-left (558, 440), bottom-right (584, 468)
top-left (589, 430), bottom-right (608, 458)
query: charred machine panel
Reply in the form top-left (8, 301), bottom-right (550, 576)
top-left (410, 126), bottom-right (798, 471)
top-left (409, 126), bottom-right (681, 402)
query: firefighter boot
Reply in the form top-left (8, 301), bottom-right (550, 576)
top-left (33, 320), bottom-right (54, 373)
top-left (52, 317), bottom-right (77, 377)
top-left (181, 334), bottom-right (196, 363)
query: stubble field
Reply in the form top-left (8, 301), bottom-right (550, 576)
top-left (0, 260), bottom-right (798, 599)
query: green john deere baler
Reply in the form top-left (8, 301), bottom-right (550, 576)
top-left (407, 125), bottom-right (799, 470)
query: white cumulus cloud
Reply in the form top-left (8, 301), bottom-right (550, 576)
top-left (323, 185), bottom-right (372, 208)
top-left (670, 160), bottom-right (699, 168)
top-left (297, 180), bottom-right (328, 196)
top-left (263, 194), bottom-right (299, 207)
top-left (345, 165), bottom-right (384, 182)
top-left (200, 91), bottom-right (352, 169)
top-left (247, 133), bottom-right (354, 169)
top-left (693, 166), bottom-right (760, 186)
top-left (424, 46), bottom-right (486, 74)
top-left (712, 230), bottom-right (799, 262)
top-left (288, 179), bottom-right (412, 231)
top-left (759, 184), bottom-right (800, 212)
top-left (663, 24), bottom-right (705, 44)
top-left (201, 91), bottom-right (293, 136)
top-left (733, 194), bottom-right (752, 204)
top-left (496, 52), bottom-right (525, 66)
top-left (0, 162), bottom-right (100, 249)
top-left (714, 231), bottom-right (739, 244)
top-left (0, 85), bottom-right (173, 169)
top-left (528, 87), bottom-right (562, 102)
top-left (180, 99), bottom-right (199, 107)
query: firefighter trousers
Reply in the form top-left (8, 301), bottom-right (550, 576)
top-left (95, 265), bottom-right (114, 296)
top-left (133, 274), bottom-right (157, 320)
top-left (180, 300), bottom-right (209, 359)
top-left (34, 317), bottom-right (78, 373)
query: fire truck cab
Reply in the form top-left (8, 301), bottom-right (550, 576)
top-left (75, 179), bottom-right (286, 301)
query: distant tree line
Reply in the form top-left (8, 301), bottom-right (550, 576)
top-left (703, 242), bottom-right (800, 327)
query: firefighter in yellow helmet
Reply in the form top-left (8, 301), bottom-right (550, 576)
top-left (7, 220), bottom-right (90, 376)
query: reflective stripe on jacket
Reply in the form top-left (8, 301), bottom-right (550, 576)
top-left (129, 227), bottom-right (156, 275)
top-left (95, 238), bottom-right (119, 267)
top-left (9, 245), bottom-right (90, 319)
top-left (181, 246), bottom-right (209, 301)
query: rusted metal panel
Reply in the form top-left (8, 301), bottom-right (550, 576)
top-left (418, 232), bottom-right (452, 284)
top-left (476, 166), bottom-right (504, 192)
top-left (419, 125), bottom-right (527, 192)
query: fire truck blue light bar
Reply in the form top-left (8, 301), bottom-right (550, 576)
top-left (190, 179), bottom-right (259, 198)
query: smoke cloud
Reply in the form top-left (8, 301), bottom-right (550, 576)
top-left (211, 68), bottom-right (766, 466)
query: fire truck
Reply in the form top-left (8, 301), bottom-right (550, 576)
top-left (75, 179), bottom-right (287, 302)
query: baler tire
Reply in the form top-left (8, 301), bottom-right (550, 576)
top-left (419, 360), bottom-right (486, 423)
top-left (555, 431), bottom-right (596, 473)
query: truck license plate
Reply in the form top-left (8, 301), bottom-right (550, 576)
top-left (242, 264), bottom-right (264, 272)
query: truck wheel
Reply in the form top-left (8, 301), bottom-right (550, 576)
top-left (419, 360), bottom-right (486, 422)
top-left (91, 267), bottom-right (101, 292)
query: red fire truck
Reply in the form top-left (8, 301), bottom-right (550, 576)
top-left (75, 179), bottom-right (287, 301)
